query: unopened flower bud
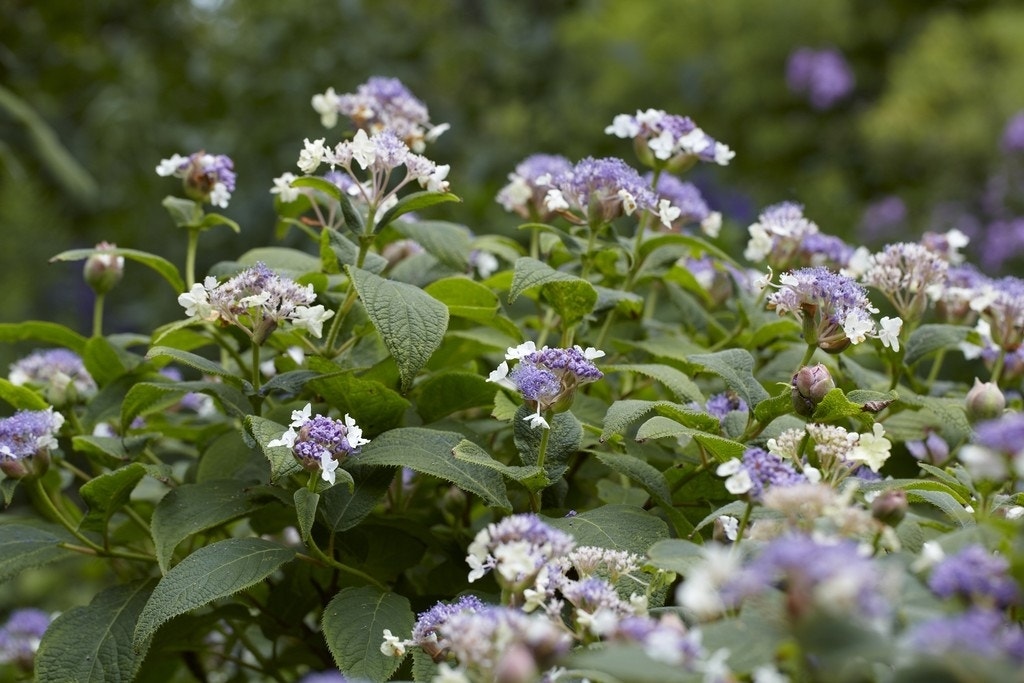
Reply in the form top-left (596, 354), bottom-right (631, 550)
top-left (494, 644), bottom-right (538, 683)
top-left (791, 363), bottom-right (835, 417)
top-left (965, 378), bottom-right (1006, 423)
top-left (83, 242), bottom-right (124, 295)
top-left (871, 489), bottom-right (908, 527)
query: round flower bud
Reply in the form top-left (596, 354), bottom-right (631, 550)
top-left (871, 489), bottom-right (908, 527)
top-left (791, 363), bottom-right (835, 417)
top-left (495, 644), bottom-right (538, 683)
top-left (83, 242), bottom-right (125, 295)
top-left (965, 378), bottom-right (1006, 423)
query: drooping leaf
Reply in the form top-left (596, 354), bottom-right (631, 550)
top-left (603, 364), bottom-right (705, 403)
top-left (394, 220), bottom-right (473, 271)
top-left (601, 399), bottom-right (718, 442)
top-left (508, 257), bottom-right (597, 325)
top-left (80, 463), bottom-right (148, 533)
top-left (514, 406), bottom-right (582, 483)
top-left (635, 416), bottom-right (746, 461)
top-left (0, 321), bottom-right (87, 353)
top-left (357, 428), bottom-right (511, 510)
top-left (133, 538), bottom-right (295, 648)
top-left (452, 439), bottom-right (549, 490)
top-left (686, 349), bottom-right (769, 406)
top-left (122, 380), bottom-right (250, 428)
top-left (293, 488), bottom-right (319, 543)
top-left (35, 580), bottom-right (155, 683)
top-left (144, 347), bottom-right (242, 385)
top-left (0, 523), bottom-right (76, 583)
top-left (0, 377), bottom-right (48, 410)
top-left (347, 266), bottom-right (450, 392)
top-left (318, 465), bottom-right (394, 532)
top-left (376, 192), bottom-right (462, 229)
top-left (412, 371), bottom-right (496, 424)
top-left (594, 453), bottom-right (694, 537)
top-left (150, 479), bottom-right (271, 572)
top-left (322, 586), bottom-right (415, 681)
top-left (904, 323), bottom-right (972, 366)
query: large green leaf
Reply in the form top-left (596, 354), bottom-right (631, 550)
top-left (0, 523), bottom-right (76, 583)
top-left (594, 453), bottom-right (694, 537)
top-left (904, 323), bottom-right (972, 366)
top-left (424, 276), bottom-right (500, 323)
top-left (322, 586), bottom-right (415, 681)
top-left (246, 415), bottom-right (304, 483)
top-left (347, 266), bottom-right (450, 392)
top-left (133, 538), bottom-right (295, 648)
top-left (413, 371), bottom-right (496, 424)
top-left (545, 504), bottom-right (669, 555)
top-left (603, 363), bottom-right (705, 404)
top-left (150, 479), bottom-right (271, 572)
top-left (508, 257), bottom-right (597, 324)
top-left (0, 321), bottom-right (87, 354)
top-left (0, 377), bottom-right (49, 410)
top-left (394, 220), bottom-right (473, 271)
top-left (35, 580), bottom-right (155, 683)
top-left (49, 247), bottom-right (184, 293)
top-left (376, 192), bottom-right (462, 229)
top-left (645, 538), bottom-right (706, 574)
top-left (514, 406), bottom-right (582, 483)
top-left (452, 439), bottom-right (548, 490)
top-left (686, 349), bottom-right (769, 406)
top-left (305, 362), bottom-right (411, 436)
top-left (357, 428), bottom-right (511, 510)
top-left (122, 380), bottom-right (250, 428)
top-left (601, 400), bottom-right (718, 442)
top-left (635, 416), bottom-right (746, 461)
top-left (318, 465), bottom-right (394, 532)
top-left (80, 463), bottom-right (148, 534)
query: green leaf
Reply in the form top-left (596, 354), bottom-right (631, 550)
top-left (144, 347), bottom-right (241, 384)
top-left (413, 371), bottom-right (496, 424)
top-left (233, 247), bottom-right (322, 275)
top-left (424, 276), bottom-right (500, 323)
top-left (748, 318), bottom-right (803, 348)
top-left (452, 439), bottom-right (548, 489)
top-left (150, 479), bottom-right (270, 572)
top-left (320, 227), bottom-right (388, 275)
top-left (906, 489), bottom-right (975, 527)
top-left (376, 191), bottom-right (462, 229)
top-left (0, 377), bottom-right (49, 410)
top-left (635, 416), bottom-right (746, 461)
top-left (753, 387), bottom-right (794, 425)
top-left (245, 415), bottom-right (303, 483)
top-left (81, 336), bottom-right (131, 386)
top-left (394, 220), bottom-right (473, 271)
top-left (291, 175), bottom-right (343, 202)
top-left (198, 211), bottom-right (241, 234)
top-left (49, 247), bottom-right (184, 293)
top-left (322, 586), bottom-right (415, 681)
top-left (161, 196), bottom-right (202, 228)
top-left (601, 400), bottom-right (719, 442)
top-left (347, 266), bottom-right (450, 392)
top-left (545, 504), bottom-right (669, 555)
top-left (508, 256), bottom-right (598, 326)
top-left (122, 380), bottom-right (250, 429)
top-left (294, 488), bottom-right (319, 543)
top-left (80, 463), bottom-right (148, 533)
top-left (686, 349), bottom-right (769, 406)
top-left (603, 364), bottom-right (705, 403)
top-left (566, 644), bottom-right (691, 683)
top-left (318, 465), bottom-right (393, 532)
top-left (904, 323), bottom-right (972, 366)
top-left (306, 360), bottom-right (411, 435)
top-left (0, 523), bottom-right (76, 583)
top-left (133, 538), bottom-right (294, 649)
top-left (514, 407), bottom-right (582, 483)
top-left (70, 434), bottom-right (153, 466)
top-left (35, 580), bottom-right (154, 683)
top-left (646, 538), bottom-right (705, 574)
top-left (357, 428), bottom-right (511, 510)
top-left (638, 233), bottom-right (740, 269)
top-left (0, 321), bottom-right (87, 353)
top-left (594, 453), bottom-right (694, 537)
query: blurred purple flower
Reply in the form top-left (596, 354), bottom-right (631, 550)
top-left (1001, 111), bottom-right (1024, 154)
top-left (786, 47), bottom-right (855, 110)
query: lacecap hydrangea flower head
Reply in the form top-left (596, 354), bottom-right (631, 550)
top-left (487, 342), bottom-right (604, 429)
top-left (156, 151), bottom-right (236, 209)
top-left (605, 108), bottom-right (734, 172)
top-left (0, 407), bottom-right (64, 479)
top-left (9, 349), bottom-right (97, 406)
top-left (177, 262), bottom-right (334, 344)
top-left (267, 403), bottom-right (369, 486)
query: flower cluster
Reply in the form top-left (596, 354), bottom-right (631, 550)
top-left (605, 108), bottom-right (735, 169)
top-left (542, 156), bottom-right (666, 227)
top-left (465, 513), bottom-right (575, 585)
top-left (312, 76), bottom-right (449, 152)
top-left (9, 349), bottom-right (97, 406)
top-left (177, 262), bottom-right (333, 343)
top-left (156, 151), bottom-right (236, 208)
top-left (0, 407), bottom-right (67, 462)
top-left (744, 201), bottom-right (848, 268)
top-left (649, 173), bottom-right (722, 236)
top-left (927, 544), bottom-right (1019, 608)
top-left (716, 447), bottom-right (808, 499)
top-left (267, 403), bottom-right (369, 486)
top-left (495, 154), bottom-right (573, 221)
top-left (786, 47), bottom-right (856, 110)
top-left (861, 242), bottom-right (949, 320)
top-left (957, 411), bottom-right (1024, 482)
top-left (487, 342), bottom-right (604, 429)
top-left (766, 266), bottom-right (900, 353)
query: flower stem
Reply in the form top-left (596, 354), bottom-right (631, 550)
top-left (185, 227), bottom-right (201, 289)
top-left (535, 421), bottom-right (552, 471)
top-left (250, 343), bottom-right (263, 416)
top-left (798, 343), bottom-right (817, 369)
top-left (92, 293), bottom-right (105, 338)
top-left (734, 499), bottom-right (754, 544)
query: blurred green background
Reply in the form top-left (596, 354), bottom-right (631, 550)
top-left (3, 0), bottom-right (1024, 338)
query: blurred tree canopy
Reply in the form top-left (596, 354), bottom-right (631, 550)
top-left (2, 0), bottom-right (1024, 338)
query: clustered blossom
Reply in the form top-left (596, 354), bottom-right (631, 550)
top-left (543, 157), bottom-right (669, 228)
top-left (0, 608), bottom-right (51, 668)
top-left (605, 108), bottom-right (735, 168)
top-left (267, 403), bottom-right (369, 486)
top-left (904, 608), bottom-right (1024, 664)
top-left (957, 411), bottom-right (1024, 482)
top-left (155, 151), bottom-right (236, 208)
top-left (1001, 110), bottom-right (1024, 154)
top-left (177, 263), bottom-right (334, 342)
top-left (488, 342), bottom-right (604, 429)
top-left (0, 408), bottom-right (63, 461)
top-left (312, 77), bottom-right (449, 152)
top-left (294, 129), bottom-right (450, 216)
top-left (716, 447), bottom-right (808, 500)
top-left (785, 47), bottom-right (855, 110)
top-left (495, 154), bottom-right (573, 221)
top-left (766, 266), bottom-right (899, 353)
top-left (9, 349), bottom-right (97, 406)
top-left (649, 174), bottom-right (722, 236)
top-left (465, 513), bottom-right (575, 585)
top-left (745, 201), bottom-right (854, 269)
top-left (927, 544), bottom-right (1020, 608)
top-left (703, 392), bottom-right (749, 421)
top-left (722, 534), bottom-right (894, 624)
top-left (861, 242), bottom-right (949, 320)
